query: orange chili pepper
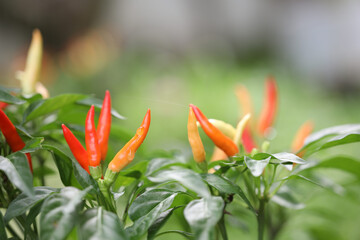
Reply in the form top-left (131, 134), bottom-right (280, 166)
top-left (0, 110), bottom-right (32, 172)
top-left (235, 84), bottom-right (253, 117)
top-left (257, 76), bottom-right (278, 136)
top-left (188, 108), bottom-right (206, 163)
top-left (107, 109), bottom-right (151, 173)
top-left (85, 105), bottom-right (101, 167)
top-left (190, 104), bottom-right (239, 157)
top-left (291, 121), bottom-right (314, 157)
top-left (97, 90), bottom-right (111, 161)
top-left (62, 124), bottom-right (89, 173)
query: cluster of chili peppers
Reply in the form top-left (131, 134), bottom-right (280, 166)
top-left (187, 76), bottom-right (313, 165)
top-left (0, 110), bottom-right (33, 172)
top-left (62, 91), bottom-right (151, 189)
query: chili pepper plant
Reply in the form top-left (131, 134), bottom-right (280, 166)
top-left (1, 30), bottom-right (360, 240)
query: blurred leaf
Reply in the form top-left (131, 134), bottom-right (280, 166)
top-left (201, 173), bottom-right (254, 212)
top-left (271, 186), bottom-right (305, 209)
top-left (0, 212), bottom-right (7, 240)
top-left (40, 187), bottom-right (90, 240)
top-left (24, 94), bottom-right (87, 121)
top-left (25, 201), bottom-right (43, 238)
top-left (126, 190), bottom-right (177, 239)
top-left (149, 169), bottom-right (210, 198)
top-left (146, 157), bottom-right (188, 176)
top-left (244, 156), bottom-right (270, 177)
top-left (18, 137), bottom-right (44, 153)
top-left (77, 97), bottom-right (125, 120)
top-left (78, 207), bottom-right (128, 240)
top-left (4, 187), bottom-right (58, 223)
top-left (184, 196), bottom-right (224, 240)
top-left (155, 230), bottom-right (193, 239)
top-left (0, 154), bottom-right (34, 197)
top-left (148, 208), bottom-right (177, 240)
top-left (0, 88), bottom-right (25, 104)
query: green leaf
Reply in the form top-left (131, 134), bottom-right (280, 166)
top-left (40, 187), bottom-right (90, 240)
top-left (4, 187), bottom-right (58, 223)
top-left (25, 94), bottom-right (87, 121)
top-left (201, 174), bottom-right (255, 212)
top-left (148, 169), bottom-right (210, 198)
top-left (0, 88), bottom-right (25, 104)
top-left (0, 154), bottom-right (34, 197)
top-left (78, 207), bottom-right (128, 240)
top-left (126, 190), bottom-right (177, 240)
top-left (129, 189), bottom-right (178, 222)
top-left (155, 230), bottom-right (194, 239)
top-left (25, 201), bottom-right (43, 238)
top-left (73, 162), bottom-right (99, 194)
top-left (184, 196), bottom-right (224, 240)
top-left (0, 212), bottom-right (7, 240)
top-left (146, 157), bottom-right (188, 176)
top-left (253, 152), bottom-right (306, 164)
top-left (244, 156), bottom-right (270, 177)
top-left (77, 97), bottom-right (125, 120)
top-left (19, 137), bottom-right (44, 153)
top-left (147, 208), bottom-right (176, 240)
top-left (271, 186), bottom-right (305, 209)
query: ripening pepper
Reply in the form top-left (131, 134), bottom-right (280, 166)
top-left (0, 109), bottom-right (33, 172)
top-left (291, 121), bottom-right (314, 157)
top-left (257, 76), bottom-right (278, 136)
top-left (188, 108), bottom-right (206, 163)
top-left (190, 104), bottom-right (239, 157)
top-left (97, 90), bottom-right (111, 161)
top-left (62, 124), bottom-right (89, 173)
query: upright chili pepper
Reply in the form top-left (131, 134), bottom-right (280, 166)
top-left (0, 109), bottom-right (32, 172)
top-left (62, 124), bottom-right (89, 173)
top-left (190, 104), bottom-right (239, 157)
top-left (188, 108), bottom-right (206, 163)
top-left (291, 121), bottom-right (314, 157)
top-left (235, 84), bottom-right (253, 117)
top-left (105, 109), bottom-right (151, 183)
top-left (97, 90), bottom-right (111, 161)
top-left (85, 105), bottom-right (102, 179)
top-left (242, 127), bottom-right (257, 153)
top-left (257, 76), bottom-right (278, 136)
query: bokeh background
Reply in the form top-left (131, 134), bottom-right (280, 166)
top-left (1, 1), bottom-right (360, 239)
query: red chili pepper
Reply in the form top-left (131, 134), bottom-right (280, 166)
top-left (85, 105), bottom-right (101, 167)
top-left (257, 76), bottom-right (278, 136)
top-left (0, 109), bottom-right (33, 172)
top-left (190, 104), bottom-right (239, 157)
top-left (62, 124), bottom-right (89, 173)
top-left (108, 109), bottom-right (151, 172)
top-left (291, 121), bottom-right (314, 157)
top-left (97, 90), bottom-right (111, 161)
top-left (242, 126), bottom-right (257, 153)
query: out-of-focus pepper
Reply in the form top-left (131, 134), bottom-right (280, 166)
top-left (234, 113), bottom-right (251, 147)
top-left (190, 104), bottom-right (239, 157)
top-left (85, 105), bottom-right (102, 179)
top-left (207, 119), bottom-right (236, 139)
top-left (62, 124), bottom-right (89, 173)
top-left (0, 109), bottom-right (33, 172)
top-left (257, 76), bottom-right (278, 136)
top-left (235, 85), bottom-right (253, 117)
top-left (188, 108), bottom-right (206, 163)
top-left (0, 102), bottom-right (8, 110)
top-left (242, 127), bottom-right (257, 153)
top-left (97, 90), bottom-right (111, 160)
top-left (291, 121), bottom-right (314, 157)
top-left (105, 109), bottom-right (151, 183)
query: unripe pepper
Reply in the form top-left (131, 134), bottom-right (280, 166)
top-left (0, 109), bottom-right (33, 172)
top-left (62, 124), bottom-right (89, 173)
top-left (190, 104), bottom-right (239, 157)
top-left (187, 108), bottom-right (206, 163)
top-left (257, 76), bottom-right (278, 136)
top-left (97, 90), bottom-right (111, 161)
top-left (108, 109), bottom-right (151, 173)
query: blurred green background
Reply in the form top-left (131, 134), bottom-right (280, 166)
top-left (1, 1), bottom-right (360, 239)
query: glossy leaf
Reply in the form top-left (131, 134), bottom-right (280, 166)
top-left (0, 154), bottom-right (34, 197)
top-left (184, 196), bottom-right (224, 240)
top-left (147, 208), bottom-right (176, 240)
top-left (4, 187), bottom-right (58, 223)
top-left (0, 88), bottom-right (25, 104)
top-left (77, 97), bottom-right (125, 120)
top-left (253, 152), bottom-right (306, 164)
top-left (40, 187), bottom-right (90, 240)
top-left (148, 169), bottom-right (210, 198)
top-left (25, 94), bottom-right (87, 121)
top-left (201, 173), bottom-right (254, 212)
top-left (78, 207), bottom-right (128, 240)
top-left (73, 162), bottom-right (99, 194)
top-left (126, 190), bottom-right (177, 240)
top-left (146, 157), bottom-right (188, 176)
top-left (244, 156), bottom-right (270, 177)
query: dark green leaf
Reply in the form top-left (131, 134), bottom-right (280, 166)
top-left (147, 208), bottom-right (176, 240)
top-left (77, 97), bottom-right (125, 120)
top-left (19, 137), bottom-right (44, 153)
top-left (201, 174), bottom-right (255, 212)
top-left (73, 162), bottom-right (99, 194)
top-left (184, 196), bottom-right (224, 240)
top-left (25, 94), bottom-right (87, 121)
top-left (40, 187), bottom-right (90, 240)
top-left (0, 89), bottom-right (25, 104)
top-left (271, 186), bottom-right (305, 209)
top-left (0, 212), bottom-right (7, 240)
top-left (149, 169), bottom-right (210, 198)
top-left (25, 202), bottom-right (43, 238)
top-left (0, 154), bottom-right (34, 197)
top-left (244, 156), bottom-right (270, 177)
top-left (4, 187), bottom-right (58, 223)
top-left (78, 207), bottom-right (128, 240)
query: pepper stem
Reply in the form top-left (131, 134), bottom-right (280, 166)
top-left (89, 165), bottom-right (102, 180)
top-left (197, 161), bottom-right (208, 173)
top-left (104, 168), bottom-right (118, 187)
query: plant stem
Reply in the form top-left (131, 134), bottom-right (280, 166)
top-left (218, 214), bottom-right (228, 240)
top-left (257, 199), bottom-right (266, 240)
